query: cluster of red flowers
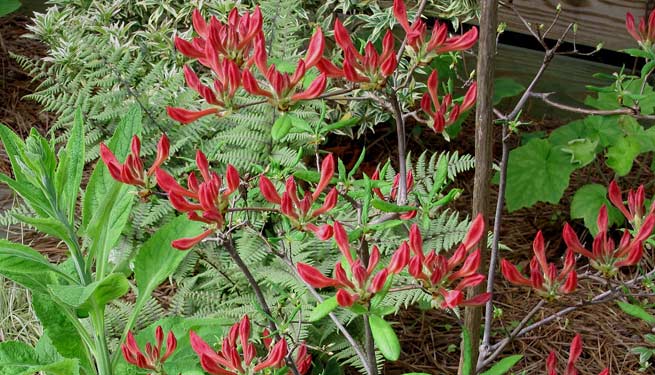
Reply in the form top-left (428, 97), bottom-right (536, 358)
top-left (421, 70), bottom-right (476, 133)
top-left (297, 221), bottom-right (409, 307)
top-left (546, 334), bottom-right (609, 375)
top-left (501, 231), bottom-right (577, 300)
top-left (259, 154), bottom-right (337, 240)
top-left (503, 181), bottom-right (655, 298)
top-left (190, 315), bottom-right (311, 375)
top-left (406, 215), bottom-right (491, 309)
top-left (121, 326), bottom-right (177, 374)
top-left (122, 317), bottom-right (311, 375)
top-left (626, 9), bottom-right (655, 47)
top-left (393, 0), bottom-right (478, 64)
top-left (168, 7), bottom-right (327, 120)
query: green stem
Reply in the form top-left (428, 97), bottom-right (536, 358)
top-left (91, 306), bottom-right (112, 375)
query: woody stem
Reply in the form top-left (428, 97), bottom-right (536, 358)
top-left (223, 235), bottom-right (301, 375)
top-left (389, 92), bottom-right (408, 205)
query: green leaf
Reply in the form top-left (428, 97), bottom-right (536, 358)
top-left (0, 240), bottom-right (74, 286)
top-left (560, 138), bottom-right (598, 167)
top-left (82, 105), bottom-right (142, 229)
top-left (372, 199), bottom-right (416, 213)
top-left (461, 329), bottom-right (472, 375)
top-left (55, 108), bottom-right (84, 222)
top-left (324, 117), bottom-right (359, 132)
top-left (0, 0), bottom-right (21, 17)
top-left (570, 184), bottom-right (624, 234)
top-left (617, 301), bottom-right (655, 324)
top-left (308, 296), bottom-right (339, 322)
top-left (272, 114), bottom-right (293, 141)
top-left (368, 315), bottom-right (400, 361)
top-left (31, 293), bottom-right (92, 373)
top-left (606, 136), bottom-right (640, 176)
top-left (49, 273), bottom-right (129, 310)
top-left (493, 78), bottom-right (525, 105)
top-left (12, 215), bottom-right (70, 243)
top-left (480, 354), bottom-right (523, 375)
top-left (504, 139), bottom-right (576, 211)
top-left (0, 341), bottom-right (79, 375)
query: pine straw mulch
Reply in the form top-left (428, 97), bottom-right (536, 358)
top-left (2, 12), bottom-right (654, 375)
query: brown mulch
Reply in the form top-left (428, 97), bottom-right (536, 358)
top-left (1, 12), bottom-right (653, 375)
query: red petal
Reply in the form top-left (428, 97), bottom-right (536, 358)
top-left (297, 262), bottom-right (340, 288)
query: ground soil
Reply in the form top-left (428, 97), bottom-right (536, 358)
top-left (1, 13), bottom-right (653, 375)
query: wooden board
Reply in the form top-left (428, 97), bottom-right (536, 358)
top-left (498, 0), bottom-right (649, 51)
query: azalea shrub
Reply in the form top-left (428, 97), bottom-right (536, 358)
top-left (0, 1), bottom-right (654, 375)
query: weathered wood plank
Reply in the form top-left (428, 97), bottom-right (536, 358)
top-left (498, 0), bottom-right (648, 51)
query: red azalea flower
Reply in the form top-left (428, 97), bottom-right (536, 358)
top-left (190, 315), bottom-right (294, 375)
top-left (242, 29), bottom-right (327, 110)
top-left (100, 134), bottom-right (169, 190)
top-left (121, 326), bottom-right (177, 372)
top-left (546, 334), bottom-right (610, 375)
top-left (563, 205), bottom-right (655, 277)
top-left (608, 180), bottom-right (655, 230)
top-left (174, 8), bottom-right (263, 68)
top-left (501, 231), bottom-right (577, 301)
top-left (421, 70), bottom-right (477, 133)
top-left (626, 9), bottom-right (655, 47)
top-left (371, 168), bottom-right (416, 219)
top-left (156, 151), bottom-right (240, 250)
top-left (259, 154), bottom-right (336, 240)
top-left (317, 19), bottom-right (397, 88)
top-left (297, 221), bottom-right (409, 307)
top-left (393, 0), bottom-right (478, 63)
top-left (406, 215), bottom-right (490, 309)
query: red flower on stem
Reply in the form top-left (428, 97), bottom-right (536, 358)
top-left (501, 231), bottom-right (577, 301)
top-left (546, 334), bottom-right (609, 375)
top-left (626, 9), bottom-right (655, 47)
top-left (121, 326), bottom-right (177, 373)
top-left (242, 29), bottom-right (327, 111)
top-left (406, 215), bottom-right (490, 309)
top-left (608, 180), bottom-right (655, 230)
top-left (297, 221), bottom-right (409, 307)
top-left (190, 315), bottom-right (299, 375)
top-left (371, 168), bottom-right (416, 219)
top-left (421, 70), bottom-right (477, 133)
top-left (317, 19), bottom-right (397, 88)
top-left (259, 154), bottom-right (336, 240)
top-left (156, 151), bottom-right (240, 250)
top-left (563, 205), bottom-right (655, 277)
top-left (167, 59), bottom-right (242, 124)
top-left (174, 8), bottom-right (263, 68)
top-left (393, 0), bottom-right (478, 63)
top-left (100, 134), bottom-right (169, 192)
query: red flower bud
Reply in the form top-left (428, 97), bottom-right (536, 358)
top-left (259, 176), bottom-right (281, 204)
top-left (167, 106), bottom-right (219, 124)
top-left (297, 262), bottom-right (339, 288)
top-left (388, 242), bottom-right (410, 274)
top-left (335, 289), bottom-right (358, 307)
top-left (171, 229), bottom-right (213, 250)
top-left (305, 28), bottom-right (325, 68)
top-left (462, 214), bottom-right (485, 251)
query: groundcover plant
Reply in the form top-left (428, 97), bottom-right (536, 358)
top-left (0, 0), bottom-right (654, 374)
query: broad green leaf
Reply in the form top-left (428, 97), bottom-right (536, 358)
top-left (82, 105), bottom-right (142, 229)
top-left (369, 315), bottom-right (400, 361)
top-left (0, 0), bottom-right (20, 17)
top-left (31, 293), bottom-right (93, 373)
top-left (12, 214), bottom-right (70, 243)
top-left (461, 329), bottom-right (472, 375)
top-left (308, 296), bottom-right (339, 322)
top-left (0, 341), bottom-right (79, 375)
top-left (586, 79), bottom-right (655, 115)
top-left (49, 273), bottom-right (129, 310)
top-left (493, 78), bottom-right (525, 105)
top-left (480, 354), bottom-right (523, 375)
top-left (617, 301), bottom-right (655, 324)
top-left (55, 109), bottom-right (84, 222)
top-left (325, 117), bottom-right (359, 132)
top-left (560, 138), bottom-right (598, 167)
top-left (570, 184), bottom-right (624, 234)
top-left (0, 240), bottom-right (74, 285)
top-left (606, 136), bottom-right (640, 176)
top-left (504, 139), bottom-right (576, 211)
top-left (372, 199), bottom-right (416, 213)
top-left (272, 114), bottom-right (293, 141)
